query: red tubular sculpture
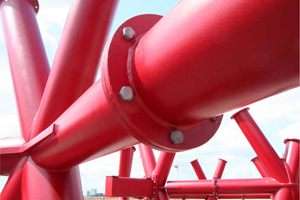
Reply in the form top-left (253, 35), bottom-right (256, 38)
top-left (0, 0), bottom-right (299, 199)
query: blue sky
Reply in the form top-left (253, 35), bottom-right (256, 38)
top-left (0, 0), bottom-right (299, 195)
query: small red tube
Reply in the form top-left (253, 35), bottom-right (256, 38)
top-left (152, 152), bottom-right (175, 186)
top-left (251, 156), bottom-right (270, 178)
top-left (138, 144), bottom-right (156, 177)
top-left (213, 159), bottom-right (227, 179)
top-left (190, 159), bottom-right (206, 180)
top-left (231, 108), bottom-right (288, 183)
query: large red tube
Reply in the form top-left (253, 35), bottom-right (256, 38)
top-left (31, 0), bottom-right (119, 139)
top-left (0, 0), bottom-right (49, 142)
top-left (31, 80), bottom-right (138, 171)
top-left (133, 0), bottom-right (299, 127)
top-left (165, 179), bottom-right (295, 194)
top-left (231, 108), bottom-right (288, 183)
top-left (169, 194), bottom-right (271, 199)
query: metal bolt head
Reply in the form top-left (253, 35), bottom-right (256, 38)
top-left (171, 130), bottom-right (184, 144)
top-left (123, 27), bottom-right (135, 40)
top-left (119, 86), bottom-right (133, 101)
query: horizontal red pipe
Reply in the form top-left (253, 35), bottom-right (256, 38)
top-left (0, 0), bottom-right (49, 142)
top-left (165, 179), bottom-right (295, 194)
top-left (31, 0), bottom-right (118, 139)
top-left (190, 159), bottom-right (206, 180)
top-left (231, 108), bottom-right (288, 183)
top-left (31, 80), bottom-right (138, 171)
top-left (169, 194), bottom-right (272, 199)
top-left (133, 0), bottom-right (299, 127)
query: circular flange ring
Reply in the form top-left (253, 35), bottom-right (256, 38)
top-left (101, 14), bottom-right (223, 152)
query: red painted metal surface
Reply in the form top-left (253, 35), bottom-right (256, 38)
top-left (31, 0), bottom-right (119, 139)
top-left (31, 80), bottom-right (138, 171)
top-left (0, 0), bottom-right (49, 142)
top-left (133, 0), bottom-right (299, 127)
top-left (138, 144), bottom-right (156, 177)
top-left (213, 159), bottom-right (227, 179)
top-left (165, 179), bottom-right (295, 194)
top-left (169, 194), bottom-right (272, 199)
top-left (231, 108), bottom-right (289, 183)
top-left (117, 147), bottom-right (136, 200)
top-left (251, 156), bottom-right (270, 178)
top-left (190, 159), bottom-right (206, 180)
top-left (21, 157), bottom-right (83, 200)
top-left (0, 0), bottom-right (299, 199)
top-left (106, 177), bottom-right (153, 198)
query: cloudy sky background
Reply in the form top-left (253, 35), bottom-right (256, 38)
top-left (0, 0), bottom-right (299, 195)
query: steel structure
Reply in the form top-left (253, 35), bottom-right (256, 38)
top-left (0, 0), bottom-right (299, 199)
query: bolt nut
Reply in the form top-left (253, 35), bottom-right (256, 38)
top-left (119, 86), bottom-right (133, 101)
top-left (123, 27), bottom-right (136, 40)
top-left (171, 130), bottom-right (184, 144)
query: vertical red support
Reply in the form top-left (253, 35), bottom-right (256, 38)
top-left (0, 0), bottom-right (49, 142)
top-left (31, 0), bottom-right (119, 139)
top-left (117, 146), bottom-right (136, 200)
top-left (152, 152), bottom-right (176, 200)
top-left (138, 144), bottom-right (156, 177)
top-left (213, 159), bottom-right (227, 179)
top-left (231, 108), bottom-right (289, 183)
top-left (190, 159), bottom-right (206, 180)
top-left (283, 139), bottom-right (300, 200)
top-left (251, 156), bottom-right (270, 178)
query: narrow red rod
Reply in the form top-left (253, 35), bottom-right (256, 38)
top-left (231, 108), bottom-right (289, 183)
top-left (138, 144), bottom-right (156, 177)
top-left (31, 0), bottom-right (119, 139)
top-left (0, 0), bottom-right (49, 142)
top-left (213, 159), bottom-right (227, 179)
top-left (117, 147), bottom-right (135, 200)
top-left (251, 157), bottom-right (270, 178)
top-left (190, 159), bottom-right (206, 180)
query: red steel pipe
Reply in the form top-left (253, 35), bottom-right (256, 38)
top-left (117, 147), bottom-right (136, 200)
top-left (190, 159), bottom-right (206, 180)
top-left (165, 179), bottom-right (296, 194)
top-left (133, 0), bottom-right (299, 128)
top-left (213, 159), bottom-right (227, 179)
top-left (138, 144), bottom-right (156, 177)
top-left (251, 156), bottom-right (270, 178)
top-left (0, 0), bottom-right (49, 142)
top-left (118, 147), bottom-right (135, 177)
top-left (284, 139), bottom-right (299, 183)
top-left (31, 0), bottom-right (119, 139)
top-left (231, 108), bottom-right (289, 183)
top-left (31, 80), bottom-right (138, 171)
top-left (169, 194), bottom-right (271, 199)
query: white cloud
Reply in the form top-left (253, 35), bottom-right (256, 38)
top-left (0, 114), bottom-right (21, 138)
top-left (278, 121), bottom-right (300, 139)
top-left (0, 68), bottom-right (13, 93)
